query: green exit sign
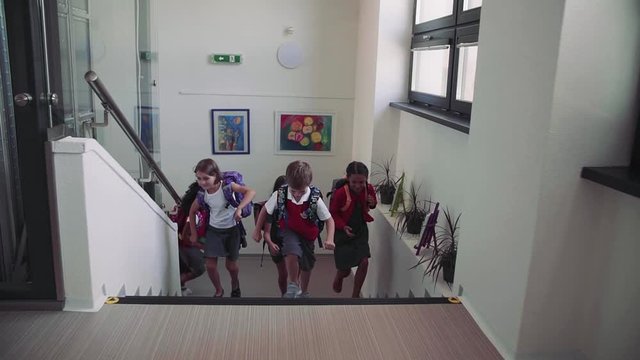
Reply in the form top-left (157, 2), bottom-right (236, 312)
top-left (210, 54), bottom-right (242, 64)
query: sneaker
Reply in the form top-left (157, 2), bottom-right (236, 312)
top-left (181, 287), bottom-right (193, 296)
top-left (283, 282), bottom-right (302, 298)
top-left (296, 291), bottom-right (310, 298)
top-left (231, 287), bottom-right (241, 298)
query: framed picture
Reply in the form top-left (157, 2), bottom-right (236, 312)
top-left (211, 109), bottom-right (250, 154)
top-left (138, 106), bottom-right (158, 153)
top-left (275, 111), bottom-right (335, 155)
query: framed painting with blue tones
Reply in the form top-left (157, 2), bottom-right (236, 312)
top-left (211, 109), bottom-right (250, 154)
top-left (138, 106), bottom-right (158, 153)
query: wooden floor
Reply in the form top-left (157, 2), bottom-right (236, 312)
top-left (0, 303), bottom-right (501, 360)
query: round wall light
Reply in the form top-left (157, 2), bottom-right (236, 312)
top-left (277, 42), bottom-right (304, 69)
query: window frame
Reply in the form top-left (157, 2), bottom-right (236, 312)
top-left (450, 24), bottom-right (479, 114)
top-left (409, 0), bottom-right (481, 117)
top-left (631, 114), bottom-right (640, 179)
top-left (408, 28), bottom-right (455, 109)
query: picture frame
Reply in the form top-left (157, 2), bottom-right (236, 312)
top-left (274, 111), bottom-right (335, 155)
top-left (211, 109), bottom-right (250, 155)
top-left (138, 106), bottom-right (158, 153)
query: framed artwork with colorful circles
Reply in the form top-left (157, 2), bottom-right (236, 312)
top-left (274, 111), bottom-right (335, 155)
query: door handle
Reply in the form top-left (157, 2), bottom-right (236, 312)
top-left (14, 93), bottom-right (33, 107)
top-left (40, 92), bottom-right (58, 106)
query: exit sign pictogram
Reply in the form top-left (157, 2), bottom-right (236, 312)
top-left (210, 54), bottom-right (242, 64)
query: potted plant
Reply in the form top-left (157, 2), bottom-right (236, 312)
top-left (389, 172), bottom-right (405, 216)
top-left (395, 182), bottom-right (428, 235)
top-left (372, 156), bottom-right (397, 205)
top-left (412, 208), bottom-right (460, 286)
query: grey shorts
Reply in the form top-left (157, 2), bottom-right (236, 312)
top-left (204, 225), bottom-right (240, 261)
top-left (179, 246), bottom-right (205, 276)
top-left (279, 228), bottom-right (316, 271)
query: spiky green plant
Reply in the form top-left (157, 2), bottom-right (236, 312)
top-left (395, 182), bottom-right (428, 235)
top-left (410, 208), bottom-right (460, 287)
top-left (389, 172), bottom-right (405, 216)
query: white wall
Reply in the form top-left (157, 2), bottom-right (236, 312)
top-left (156, 0), bottom-right (359, 253)
top-left (454, 1), bottom-right (567, 357)
top-left (395, 111), bottom-right (468, 214)
top-left (52, 137), bottom-right (179, 312)
top-left (365, 0), bottom-right (640, 358)
top-left (370, 0), bottom-right (413, 170)
top-left (517, 1), bottom-right (640, 358)
top-left (351, 0), bottom-right (380, 163)
top-left (90, 0), bottom-right (143, 176)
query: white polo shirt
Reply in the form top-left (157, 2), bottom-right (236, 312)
top-left (264, 186), bottom-right (331, 220)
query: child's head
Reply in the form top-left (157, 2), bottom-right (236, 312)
top-left (286, 161), bottom-right (312, 200)
top-left (181, 181), bottom-right (201, 210)
top-left (272, 175), bottom-right (287, 192)
top-left (194, 158), bottom-right (222, 191)
top-left (346, 161), bottom-right (369, 194)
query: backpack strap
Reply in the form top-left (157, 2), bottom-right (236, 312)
top-left (274, 185), bottom-right (287, 225)
top-left (339, 184), bottom-right (351, 212)
top-left (221, 183), bottom-right (234, 209)
top-left (307, 186), bottom-right (321, 223)
top-left (307, 186), bottom-right (324, 247)
top-left (196, 190), bottom-right (208, 210)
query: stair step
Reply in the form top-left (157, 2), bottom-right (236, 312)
top-left (110, 296), bottom-right (454, 306)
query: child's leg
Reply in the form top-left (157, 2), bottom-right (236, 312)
top-left (205, 257), bottom-right (223, 295)
top-left (298, 238), bottom-right (316, 295)
top-left (181, 272), bottom-right (196, 286)
top-left (285, 254), bottom-right (300, 284)
top-left (223, 226), bottom-right (242, 296)
top-left (332, 270), bottom-right (351, 293)
top-left (300, 270), bottom-right (311, 293)
top-left (352, 257), bottom-right (369, 298)
top-left (181, 247), bottom-right (205, 286)
top-left (275, 261), bottom-right (288, 295)
top-left (225, 258), bottom-right (240, 290)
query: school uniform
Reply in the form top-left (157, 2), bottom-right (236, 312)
top-left (264, 186), bottom-right (331, 271)
top-left (329, 183), bottom-right (376, 270)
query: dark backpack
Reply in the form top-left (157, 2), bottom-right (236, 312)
top-left (272, 185), bottom-right (325, 247)
top-left (169, 182), bottom-right (209, 241)
top-left (327, 177), bottom-right (348, 200)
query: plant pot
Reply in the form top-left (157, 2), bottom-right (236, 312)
top-left (441, 259), bottom-right (455, 284)
top-left (406, 216), bottom-right (425, 235)
top-left (379, 186), bottom-right (395, 205)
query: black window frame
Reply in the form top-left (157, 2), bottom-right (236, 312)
top-left (631, 113), bottom-right (640, 179)
top-left (409, 0), bottom-right (481, 117)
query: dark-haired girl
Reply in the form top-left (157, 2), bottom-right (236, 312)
top-left (329, 161), bottom-right (377, 298)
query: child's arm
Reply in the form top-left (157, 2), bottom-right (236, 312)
top-left (252, 205), bottom-right (268, 242)
top-left (231, 182), bottom-right (257, 221)
top-left (263, 221), bottom-right (280, 253)
top-left (328, 187), bottom-right (348, 230)
top-left (323, 217), bottom-right (335, 250)
top-left (188, 200), bottom-right (200, 243)
top-left (366, 183), bottom-right (377, 209)
top-left (317, 198), bottom-right (335, 250)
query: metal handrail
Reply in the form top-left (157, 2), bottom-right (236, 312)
top-left (84, 70), bottom-right (181, 204)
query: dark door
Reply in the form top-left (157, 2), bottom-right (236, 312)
top-left (0, 0), bottom-right (65, 301)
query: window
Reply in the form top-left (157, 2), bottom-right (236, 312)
top-left (410, 0), bottom-right (481, 117)
top-left (632, 114), bottom-right (640, 179)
